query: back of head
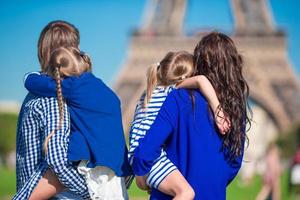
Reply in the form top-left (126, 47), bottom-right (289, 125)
top-left (145, 51), bottom-right (194, 105)
top-left (38, 20), bottom-right (80, 72)
top-left (47, 47), bottom-right (91, 78)
top-left (194, 32), bottom-right (250, 157)
top-left (158, 51), bottom-right (194, 85)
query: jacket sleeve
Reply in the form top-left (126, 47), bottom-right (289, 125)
top-left (12, 160), bottom-right (49, 199)
top-left (132, 92), bottom-right (179, 176)
top-left (24, 72), bottom-right (74, 99)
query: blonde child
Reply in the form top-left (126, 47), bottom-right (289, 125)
top-left (26, 47), bottom-right (131, 200)
top-left (129, 51), bottom-right (230, 199)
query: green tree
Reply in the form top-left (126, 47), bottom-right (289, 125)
top-left (277, 123), bottom-right (300, 159)
top-left (0, 113), bottom-right (17, 162)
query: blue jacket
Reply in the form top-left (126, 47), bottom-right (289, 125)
top-left (133, 89), bottom-right (244, 200)
top-left (25, 72), bottom-right (132, 176)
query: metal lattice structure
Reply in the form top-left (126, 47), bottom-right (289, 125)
top-left (114, 0), bottom-right (300, 133)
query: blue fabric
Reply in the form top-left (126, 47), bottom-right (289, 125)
top-left (132, 89), bottom-right (244, 200)
top-left (14, 94), bottom-right (89, 199)
top-left (25, 72), bottom-right (132, 177)
top-left (50, 191), bottom-right (82, 200)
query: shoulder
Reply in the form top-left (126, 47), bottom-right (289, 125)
top-left (168, 88), bottom-right (207, 106)
top-left (76, 72), bottom-right (103, 85)
top-left (22, 94), bottom-right (42, 114)
top-left (77, 72), bottom-right (109, 91)
top-left (20, 94), bottom-right (48, 122)
top-left (84, 73), bottom-right (121, 103)
top-left (63, 72), bottom-right (96, 86)
top-left (67, 72), bottom-right (107, 92)
top-left (23, 94), bottom-right (66, 115)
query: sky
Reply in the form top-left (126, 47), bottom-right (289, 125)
top-left (0, 0), bottom-right (299, 103)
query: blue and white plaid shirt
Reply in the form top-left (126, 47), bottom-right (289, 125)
top-left (13, 93), bottom-right (90, 199)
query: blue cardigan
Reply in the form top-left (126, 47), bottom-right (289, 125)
top-left (25, 72), bottom-right (132, 177)
top-left (133, 89), bottom-right (244, 200)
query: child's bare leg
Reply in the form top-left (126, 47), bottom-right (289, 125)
top-left (255, 185), bottom-right (271, 200)
top-left (158, 169), bottom-right (195, 200)
top-left (29, 169), bottom-right (65, 200)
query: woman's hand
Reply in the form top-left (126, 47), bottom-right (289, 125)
top-left (136, 176), bottom-right (150, 191)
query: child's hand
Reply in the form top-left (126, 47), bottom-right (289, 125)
top-left (214, 108), bottom-right (231, 135)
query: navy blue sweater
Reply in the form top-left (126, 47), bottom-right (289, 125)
top-left (25, 72), bottom-right (132, 176)
top-left (133, 89), bottom-right (243, 200)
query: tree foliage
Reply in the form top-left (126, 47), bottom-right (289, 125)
top-left (0, 113), bottom-right (17, 157)
top-left (277, 122), bottom-right (300, 159)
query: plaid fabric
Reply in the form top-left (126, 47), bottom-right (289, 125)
top-left (13, 93), bottom-right (90, 199)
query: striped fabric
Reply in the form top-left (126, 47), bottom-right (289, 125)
top-left (13, 93), bottom-right (90, 200)
top-left (129, 86), bottom-right (177, 189)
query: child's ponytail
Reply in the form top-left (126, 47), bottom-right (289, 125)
top-left (143, 51), bottom-right (193, 107)
top-left (144, 63), bottom-right (159, 107)
top-left (79, 51), bottom-right (92, 72)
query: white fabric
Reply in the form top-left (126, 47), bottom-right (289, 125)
top-left (291, 164), bottom-right (300, 184)
top-left (78, 161), bottom-right (128, 200)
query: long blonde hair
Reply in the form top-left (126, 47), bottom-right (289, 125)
top-left (145, 51), bottom-right (194, 106)
top-left (43, 47), bottom-right (91, 153)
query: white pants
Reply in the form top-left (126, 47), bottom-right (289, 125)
top-left (78, 161), bottom-right (128, 200)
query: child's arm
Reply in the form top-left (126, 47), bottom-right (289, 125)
top-left (177, 75), bottom-right (230, 134)
top-left (177, 75), bottom-right (219, 110)
top-left (24, 72), bottom-right (73, 99)
top-left (24, 72), bottom-right (57, 97)
top-left (29, 169), bottom-right (65, 200)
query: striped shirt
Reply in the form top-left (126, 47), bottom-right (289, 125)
top-left (129, 85), bottom-right (177, 188)
top-left (13, 93), bottom-right (90, 199)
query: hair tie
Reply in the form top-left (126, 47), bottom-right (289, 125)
top-left (156, 62), bottom-right (160, 70)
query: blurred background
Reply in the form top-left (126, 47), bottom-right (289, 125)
top-left (1, 0), bottom-right (300, 199)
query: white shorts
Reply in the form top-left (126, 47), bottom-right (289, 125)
top-left (78, 161), bottom-right (128, 200)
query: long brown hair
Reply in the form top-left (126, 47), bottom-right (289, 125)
top-left (194, 32), bottom-right (251, 157)
top-left (38, 20), bottom-right (80, 72)
top-left (43, 47), bottom-right (91, 153)
top-left (145, 51), bottom-right (194, 106)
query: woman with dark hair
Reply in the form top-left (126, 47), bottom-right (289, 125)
top-left (132, 32), bottom-right (251, 200)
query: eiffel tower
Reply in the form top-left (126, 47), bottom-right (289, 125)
top-left (114, 0), bottom-right (300, 133)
